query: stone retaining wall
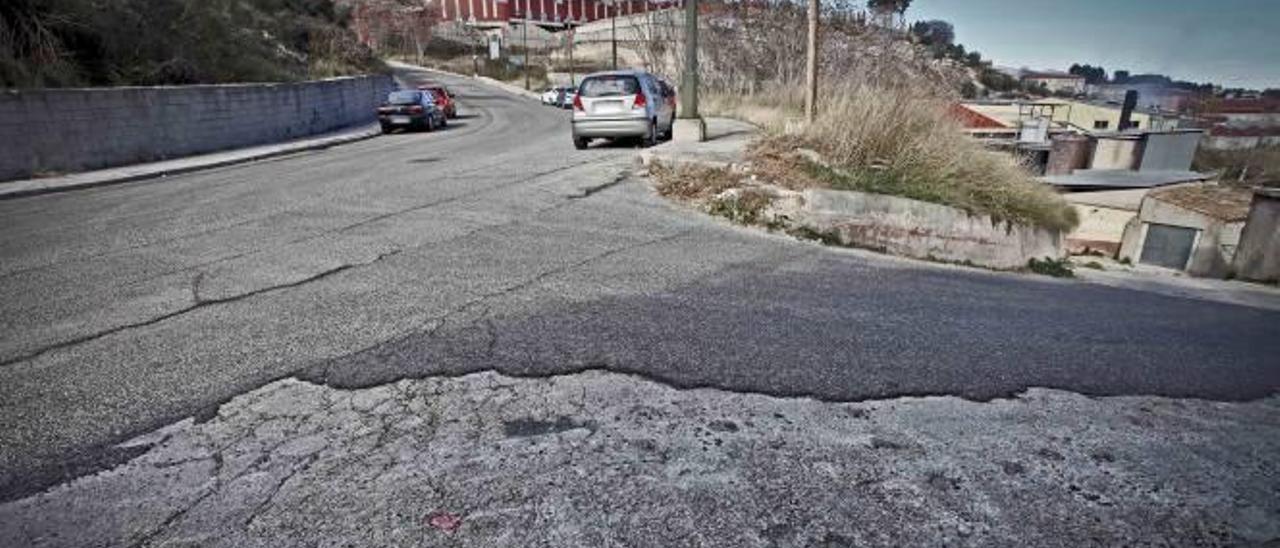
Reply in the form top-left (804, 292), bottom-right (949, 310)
top-left (0, 75), bottom-right (394, 181)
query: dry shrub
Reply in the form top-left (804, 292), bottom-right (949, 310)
top-left (708, 187), bottom-right (776, 225)
top-left (651, 160), bottom-right (745, 201)
top-left (742, 83), bottom-right (1079, 232)
top-left (1195, 145), bottom-right (1280, 187)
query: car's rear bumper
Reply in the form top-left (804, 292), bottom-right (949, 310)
top-left (378, 114), bottom-right (429, 126)
top-left (572, 117), bottom-right (648, 138)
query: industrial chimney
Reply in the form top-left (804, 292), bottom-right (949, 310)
top-left (1118, 90), bottom-right (1138, 131)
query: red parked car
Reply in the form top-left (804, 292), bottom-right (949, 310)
top-left (418, 84), bottom-right (458, 118)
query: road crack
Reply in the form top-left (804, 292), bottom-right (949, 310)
top-left (242, 453), bottom-right (321, 528)
top-left (0, 249), bottom-right (402, 368)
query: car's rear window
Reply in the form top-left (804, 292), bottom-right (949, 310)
top-left (388, 91), bottom-right (421, 105)
top-left (579, 76), bottom-right (639, 97)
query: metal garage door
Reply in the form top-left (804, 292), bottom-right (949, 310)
top-left (1139, 223), bottom-right (1197, 269)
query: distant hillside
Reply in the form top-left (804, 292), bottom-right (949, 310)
top-left (1, 0), bottom-right (384, 88)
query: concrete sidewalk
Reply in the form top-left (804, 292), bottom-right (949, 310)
top-left (0, 123), bottom-right (381, 200)
top-left (639, 117), bottom-right (758, 170)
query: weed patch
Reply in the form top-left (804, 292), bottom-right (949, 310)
top-left (1028, 257), bottom-right (1075, 278)
top-left (708, 188), bottom-right (775, 225)
top-left (650, 161), bottom-right (745, 201)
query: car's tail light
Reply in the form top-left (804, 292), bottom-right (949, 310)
top-left (632, 92), bottom-right (647, 109)
top-left (377, 106), bottom-right (392, 114)
top-left (572, 94), bottom-right (584, 111)
top-left (409, 105), bottom-right (424, 114)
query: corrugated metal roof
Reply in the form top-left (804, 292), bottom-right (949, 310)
top-left (948, 104), bottom-right (1007, 129)
top-left (1150, 185), bottom-right (1253, 221)
top-left (1040, 169), bottom-right (1212, 189)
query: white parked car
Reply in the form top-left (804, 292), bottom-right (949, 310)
top-left (570, 70), bottom-right (676, 149)
top-left (541, 85), bottom-right (576, 107)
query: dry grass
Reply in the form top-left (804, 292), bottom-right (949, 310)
top-left (650, 160), bottom-right (746, 201)
top-left (729, 84), bottom-right (1078, 232)
top-left (701, 86), bottom-right (807, 130)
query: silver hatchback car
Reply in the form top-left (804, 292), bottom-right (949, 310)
top-left (571, 70), bottom-right (676, 149)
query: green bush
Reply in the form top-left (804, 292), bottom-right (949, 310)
top-left (1027, 257), bottom-right (1075, 278)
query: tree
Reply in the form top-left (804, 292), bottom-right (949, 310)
top-left (909, 19), bottom-right (953, 46)
top-left (978, 67), bottom-right (1017, 93)
top-left (1068, 63), bottom-right (1107, 85)
top-left (867, 0), bottom-right (911, 16)
top-left (1113, 70), bottom-right (1130, 84)
top-left (964, 51), bottom-right (981, 67)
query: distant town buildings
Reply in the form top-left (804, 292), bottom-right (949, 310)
top-left (1019, 71), bottom-right (1086, 95)
top-left (1197, 98), bottom-right (1280, 150)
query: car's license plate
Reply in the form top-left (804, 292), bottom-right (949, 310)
top-left (391, 116), bottom-right (411, 124)
top-left (594, 100), bottom-right (623, 114)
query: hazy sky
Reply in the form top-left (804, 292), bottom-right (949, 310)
top-left (907, 0), bottom-right (1280, 89)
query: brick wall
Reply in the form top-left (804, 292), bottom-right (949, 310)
top-left (0, 75), bottom-right (394, 182)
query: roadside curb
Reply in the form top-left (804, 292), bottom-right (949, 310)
top-left (474, 76), bottom-right (542, 101)
top-left (385, 60), bottom-right (542, 101)
top-left (0, 124), bottom-right (381, 200)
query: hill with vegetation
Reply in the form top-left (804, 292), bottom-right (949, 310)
top-left (1, 0), bottom-right (383, 88)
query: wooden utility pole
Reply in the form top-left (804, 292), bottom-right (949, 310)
top-left (805, 0), bottom-right (818, 122)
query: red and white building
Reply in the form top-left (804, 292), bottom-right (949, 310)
top-left (439, 0), bottom-right (682, 26)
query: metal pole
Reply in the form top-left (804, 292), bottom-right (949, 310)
top-left (469, 25), bottom-right (480, 77)
top-left (523, 21), bottom-right (530, 90)
top-left (805, 0), bottom-right (818, 122)
top-left (679, 0), bottom-right (698, 118)
top-left (611, 3), bottom-right (618, 70)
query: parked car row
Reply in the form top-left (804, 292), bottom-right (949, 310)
top-left (376, 84), bottom-right (458, 134)
top-left (377, 70), bottom-right (677, 149)
top-left (541, 85), bottom-right (577, 109)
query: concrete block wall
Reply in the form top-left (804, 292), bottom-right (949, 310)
top-left (1118, 196), bottom-right (1244, 278)
top-left (766, 188), bottom-right (1064, 270)
top-left (0, 75), bottom-right (394, 181)
top-left (1232, 191), bottom-right (1280, 283)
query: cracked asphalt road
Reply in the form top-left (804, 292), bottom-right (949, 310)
top-left (4, 372), bottom-right (1278, 547)
top-left (2, 66), bottom-right (1279, 545)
